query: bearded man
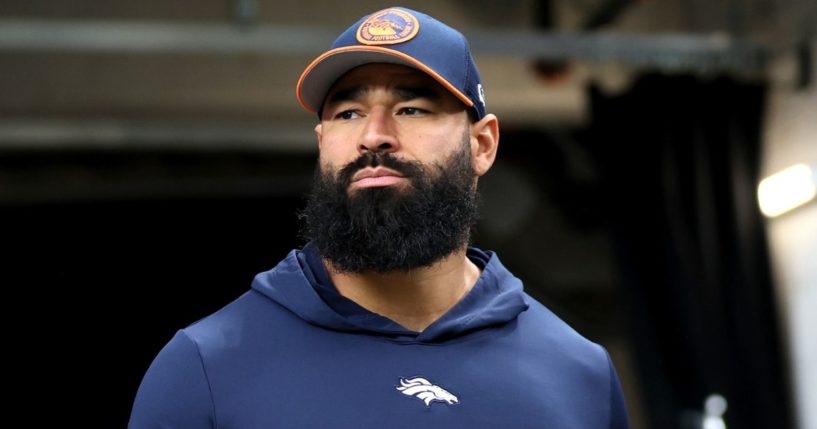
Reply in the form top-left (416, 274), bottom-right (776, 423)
top-left (130, 7), bottom-right (629, 428)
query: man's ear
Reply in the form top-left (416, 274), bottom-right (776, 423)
top-left (470, 113), bottom-right (499, 177)
top-left (314, 123), bottom-right (323, 149)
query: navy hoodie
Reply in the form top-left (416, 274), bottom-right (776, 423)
top-left (129, 245), bottom-right (629, 428)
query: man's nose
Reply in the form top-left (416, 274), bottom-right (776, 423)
top-left (359, 109), bottom-right (400, 154)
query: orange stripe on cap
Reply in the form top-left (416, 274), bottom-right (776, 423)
top-left (296, 45), bottom-right (475, 114)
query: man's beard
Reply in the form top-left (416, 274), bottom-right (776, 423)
top-left (300, 134), bottom-right (479, 274)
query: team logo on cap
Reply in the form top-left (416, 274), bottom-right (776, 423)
top-left (356, 8), bottom-right (420, 45)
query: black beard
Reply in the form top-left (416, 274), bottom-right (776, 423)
top-left (300, 136), bottom-right (479, 273)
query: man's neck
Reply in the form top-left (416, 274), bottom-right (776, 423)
top-left (324, 249), bottom-right (482, 332)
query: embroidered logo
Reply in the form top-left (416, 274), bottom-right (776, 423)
top-left (356, 8), bottom-right (420, 45)
top-left (396, 376), bottom-right (459, 407)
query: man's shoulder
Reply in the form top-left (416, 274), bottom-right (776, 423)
top-left (517, 293), bottom-right (607, 355)
top-left (180, 284), bottom-right (300, 350)
top-left (181, 251), bottom-right (309, 345)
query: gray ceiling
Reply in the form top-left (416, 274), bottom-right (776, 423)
top-left (0, 0), bottom-right (814, 150)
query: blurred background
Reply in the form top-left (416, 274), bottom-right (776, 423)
top-left (1, 0), bottom-right (815, 427)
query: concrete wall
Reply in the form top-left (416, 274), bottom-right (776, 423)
top-left (762, 39), bottom-right (817, 429)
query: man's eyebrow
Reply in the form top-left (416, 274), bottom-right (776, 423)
top-left (394, 86), bottom-right (442, 101)
top-left (324, 86), bottom-right (369, 106)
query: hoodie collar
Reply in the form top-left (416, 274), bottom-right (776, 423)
top-left (251, 244), bottom-right (529, 343)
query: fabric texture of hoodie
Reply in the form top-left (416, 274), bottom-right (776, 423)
top-left (129, 244), bottom-right (629, 428)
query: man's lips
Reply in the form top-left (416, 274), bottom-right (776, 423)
top-left (350, 167), bottom-right (406, 188)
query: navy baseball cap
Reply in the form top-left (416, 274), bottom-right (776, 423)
top-left (296, 6), bottom-right (486, 120)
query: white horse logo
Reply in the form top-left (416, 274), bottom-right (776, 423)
top-left (396, 377), bottom-right (459, 407)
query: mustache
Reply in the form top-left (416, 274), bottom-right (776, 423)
top-left (336, 152), bottom-right (425, 187)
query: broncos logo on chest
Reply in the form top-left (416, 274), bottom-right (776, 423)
top-left (396, 377), bottom-right (459, 407)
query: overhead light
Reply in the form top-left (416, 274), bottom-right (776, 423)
top-left (758, 164), bottom-right (817, 218)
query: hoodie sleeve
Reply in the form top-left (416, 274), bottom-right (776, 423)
top-left (129, 330), bottom-right (216, 429)
top-left (606, 350), bottom-right (630, 429)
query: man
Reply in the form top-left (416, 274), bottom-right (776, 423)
top-left (130, 6), bottom-right (629, 428)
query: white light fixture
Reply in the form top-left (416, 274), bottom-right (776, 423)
top-left (758, 164), bottom-right (817, 218)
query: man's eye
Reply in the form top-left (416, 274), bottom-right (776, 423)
top-left (337, 110), bottom-right (360, 120)
top-left (398, 107), bottom-right (424, 116)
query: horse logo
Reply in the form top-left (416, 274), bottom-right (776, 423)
top-left (396, 376), bottom-right (459, 407)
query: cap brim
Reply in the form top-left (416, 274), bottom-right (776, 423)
top-left (296, 46), bottom-right (474, 114)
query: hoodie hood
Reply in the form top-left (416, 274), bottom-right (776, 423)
top-left (251, 244), bottom-right (529, 343)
